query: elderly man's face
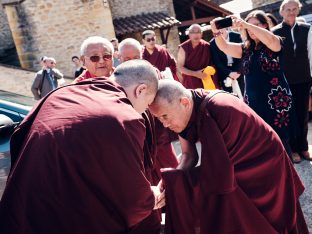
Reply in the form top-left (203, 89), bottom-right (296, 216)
top-left (119, 46), bottom-right (142, 62)
top-left (83, 43), bottom-right (113, 77)
top-left (281, 1), bottom-right (300, 25)
top-left (149, 97), bottom-right (191, 133)
top-left (188, 26), bottom-right (202, 43)
top-left (127, 86), bottom-right (156, 114)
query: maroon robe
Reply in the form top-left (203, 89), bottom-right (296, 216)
top-left (143, 44), bottom-right (179, 81)
top-left (143, 45), bottom-right (179, 182)
top-left (0, 78), bottom-right (155, 234)
top-left (162, 90), bottom-right (308, 234)
top-left (180, 39), bottom-right (219, 89)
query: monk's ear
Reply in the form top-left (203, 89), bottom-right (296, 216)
top-left (180, 97), bottom-right (190, 108)
top-left (134, 84), bottom-right (147, 98)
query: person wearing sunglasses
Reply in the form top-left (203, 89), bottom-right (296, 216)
top-left (142, 30), bottom-right (179, 82)
top-left (74, 36), bottom-right (114, 83)
top-left (177, 24), bottom-right (219, 90)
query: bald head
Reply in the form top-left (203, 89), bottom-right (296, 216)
top-left (188, 24), bottom-right (202, 32)
top-left (153, 80), bottom-right (191, 105)
top-left (149, 80), bottom-right (193, 133)
top-left (118, 38), bottom-right (142, 62)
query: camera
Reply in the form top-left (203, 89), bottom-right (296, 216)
top-left (214, 17), bottom-right (233, 30)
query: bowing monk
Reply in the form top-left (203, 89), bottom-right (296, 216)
top-left (142, 30), bottom-right (179, 81)
top-left (73, 36), bottom-right (114, 83)
top-left (0, 60), bottom-right (165, 234)
top-left (149, 79), bottom-right (308, 234)
top-left (178, 24), bottom-right (218, 89)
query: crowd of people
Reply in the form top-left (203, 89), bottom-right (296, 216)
top-left (2, 0), bottom-right (311, 233)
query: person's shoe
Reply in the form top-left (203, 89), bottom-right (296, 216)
top-left (291, 152), bottom-right (302, 164)
top-left (300, 151), bottom-right (312, 161)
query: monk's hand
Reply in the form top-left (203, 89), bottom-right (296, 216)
top-left (195, 69), bottom-right (205, 79)
top-left (151, 185), bottom-right (166, 210)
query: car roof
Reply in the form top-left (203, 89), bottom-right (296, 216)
top-left (0, 90), bottom-right (36, 107)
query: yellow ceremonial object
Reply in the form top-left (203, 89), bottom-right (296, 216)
top-left (202, 66), bottom-right (216, 90)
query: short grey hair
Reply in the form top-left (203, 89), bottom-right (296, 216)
top-left (154, 79), bottom-right (192, 104)
top-left (118, 38), bottom-right (142, 54)
top-left (280, 0), bottom-right (302, 14)
top-left (111, 59), bottom-right (158, 93)
top-left (80, 36), bottom-right (114, 56)
top-left (188, 24), bottom-right (202, 32)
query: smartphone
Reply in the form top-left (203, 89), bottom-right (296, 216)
top-left (215, 17), bottom-right (232, 30)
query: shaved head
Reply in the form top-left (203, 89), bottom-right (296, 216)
top-left (152, 80), bottom-right (192, 105)
top-left (149, 80), bottom-right (193, 133)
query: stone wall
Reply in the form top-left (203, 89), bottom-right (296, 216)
top-left (4, 0), bottom-right (116, 77)
top-left (252, 0), bottom-right (280, 7)
top-left (0, 5), bottom-right (14, 55)
top-left (108, 0), bottom-right (180, 57)
top-left (108, 0), bottom-right (176, 18)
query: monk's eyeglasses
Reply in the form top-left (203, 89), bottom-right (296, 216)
top-left (145, 37), bottom-right (156, 42)
top-left (87, 54), bottom-right (112, 62)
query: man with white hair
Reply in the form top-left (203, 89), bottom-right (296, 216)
top-left (177, 24), bottom-right (218, 89)
top-left (0, 60), bottom-right (165, 234)
top-left (73, 36), bottom-right (114, 83)
top-left (31, 57), bottom-right (64, 100)
top-left (272, 0), bottom-right (312, 162)
top-left (118, 38), bottom-right (142, 62)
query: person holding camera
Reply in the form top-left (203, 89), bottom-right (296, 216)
top-left (211, 10), bottom-right (294, 159)
top-left (31, 57), bottom-right (64, 100)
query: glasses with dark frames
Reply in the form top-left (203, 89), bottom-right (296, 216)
top-left (86, 54), bottom-right (112, 62)
top-left (145, 37), bottom-right (156, 42)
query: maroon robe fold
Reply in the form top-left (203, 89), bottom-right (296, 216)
top-left (0, 78), bottom-right (155, 234)
top-left (143, 44), bottom-right (179, 81)
top-left (163, 90), bottom-right (308, 234)
top-left (180, 39), bottom-right (219, 89)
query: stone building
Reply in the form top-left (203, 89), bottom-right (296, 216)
top-left (0, 0), bottom-right (181, 77)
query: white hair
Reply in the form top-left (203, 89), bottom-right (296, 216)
top-left (118, 38), bottom-right (142, 54)
top-left (80, 36), bottom-right (114, 56)
top-left (280, 0), bottom-right (302, 14)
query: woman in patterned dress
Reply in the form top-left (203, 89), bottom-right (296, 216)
top-left (210, 10), bottom-right (296, 161)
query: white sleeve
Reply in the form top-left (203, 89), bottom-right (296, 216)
top-left (308, 26), bottom-right (312, 77)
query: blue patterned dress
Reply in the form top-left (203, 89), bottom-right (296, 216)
top-left (241, 44), bottom-right (293, 141)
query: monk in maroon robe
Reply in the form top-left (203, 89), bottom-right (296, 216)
top-left (178, 24), bottom-right (219, 89)
top-left (73, 36), bottom-right (114, 84)
top-left (142, 30), bottom-right (179, 179)
top-left (0, 60), bottom-right (165, 234)
top-left (149, 80), bottom-right (308, 234)
top-left (142, 31), bottom-right (179, 82)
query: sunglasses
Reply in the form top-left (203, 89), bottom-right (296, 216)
top-left (145, 37), bottom-right (155, 42)
top-left (87, 54), bottom-right (112, 62)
